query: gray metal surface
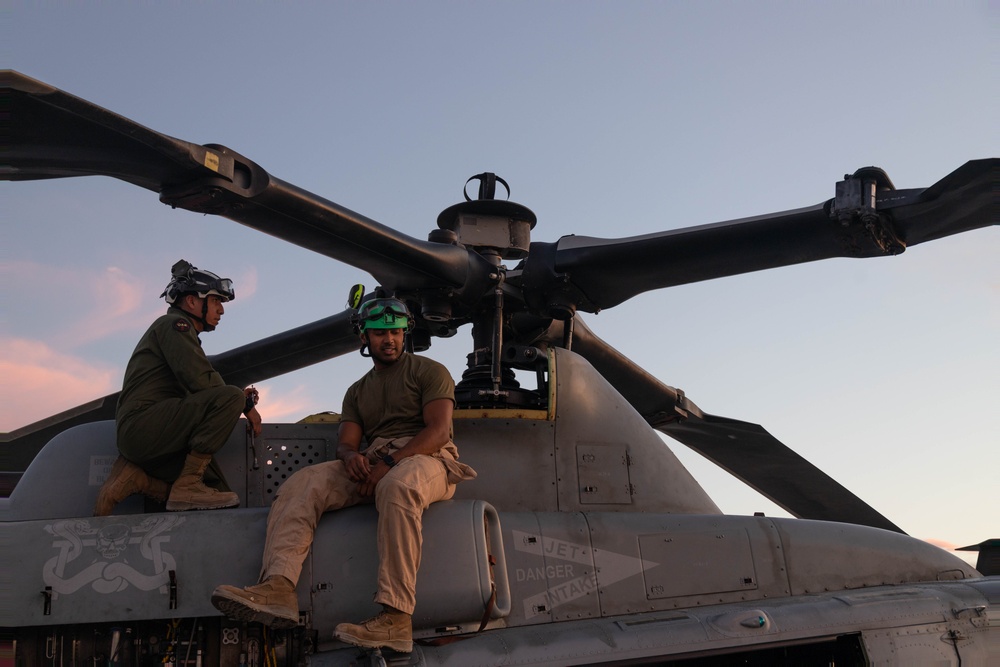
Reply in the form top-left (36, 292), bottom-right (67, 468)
top-left (3, 509), bottom-right (268, 627)
top-left (309, 580), bottom-right (996, 666)
top-left (452, 348), bottom-right (722, 516)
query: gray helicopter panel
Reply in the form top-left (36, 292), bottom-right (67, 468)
top-left (451, 348), bottom-right (723, 516)
top-left (308, 580), bottom-right (996, 665)
top-left (506, 509), bottom-right (601, 624)
top-left (4, 509), bottom-right (268, 628)
top-left (552, 349), bottom-right (721, 515)
top-left (451, 415), bottom-right (558, 512)
top-left (310, 499), bottom-right (509, 645)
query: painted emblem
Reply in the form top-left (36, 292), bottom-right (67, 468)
top-left (43, 515), bottom-right (184, 596)
top-left (512, 530), bottom-right (659, 619)
top-left (173, 318), bottom-right (190, 332)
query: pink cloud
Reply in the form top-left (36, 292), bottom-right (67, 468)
top-left (50, 265), bottom-right (162, 349)
top-left (3, 260), bottom-right (159, 350)
top-left (251, 385), bottom-right (329, 424)
top-left (922, 537), bottom-right (978, 568)
top-left (0, 342), bottom-right (324, 433)
top-left (236, 265), bottom-right (258, 300)
top-left (0, 337), bottom-right (119, 431)
top-left (924, 537), bottom-right (959, 551)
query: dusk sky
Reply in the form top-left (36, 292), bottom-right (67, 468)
top-left (4, 2), bottom-right (997, 563)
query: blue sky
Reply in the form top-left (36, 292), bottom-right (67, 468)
top-left (3, 2), bottom-right (997, 560)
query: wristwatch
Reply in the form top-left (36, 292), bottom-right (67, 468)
top-left (381, 454), bottom-right (397, 468)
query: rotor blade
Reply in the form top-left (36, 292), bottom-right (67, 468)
top-left (209, 309), bottom-right (360, 387)
top-left (1, 70), bottom-right (490, 294)
top-left (886, 158), bottom-right (998, 245)
top-left (656, 415), bottom-right (904, 534)
top-left (543, 318), bottom-right (904, 533)
top-left (0, 310), bottom-right (360, 474)
top-left (523, 159), bottom-right (996, 314)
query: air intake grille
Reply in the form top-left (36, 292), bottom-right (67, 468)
top-left (244, 423), bottom-right (340, 507)
top-left (260, 439), bottom-right (326, 500)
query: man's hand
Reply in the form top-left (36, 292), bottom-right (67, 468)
top-left (338, 421), bottom-right (371, 483)
top-left (343, 450), bottom-right (371, 483)
top-left (244, 386), bottom-right (260, 403)
top-left (359, 459), bottom-right (390, 497)
top-left (244, 386), bottom-right (262, 436)
top-left (245, 406), bottom-right (263, 437)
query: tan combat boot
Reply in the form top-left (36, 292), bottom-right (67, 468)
top-left (94, 455), bottom-right (171, 516)
top-left (211, 576), bottom-right (299, 629)
top-left (165, 452), bottom-right (239, 511)
top-left (334, 608), bottom-right (413, 653)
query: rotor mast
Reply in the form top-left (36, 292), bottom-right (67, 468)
top-left (435, 174), bottom-right (542, 408)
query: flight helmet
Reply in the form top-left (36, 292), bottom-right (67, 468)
top-left (355, 297), bottom-right (413, 333)
top-left (161, 259), bottom-right (235, 304)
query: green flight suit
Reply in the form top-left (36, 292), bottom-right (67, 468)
top-left (116, 306), bottom-right (244, 490)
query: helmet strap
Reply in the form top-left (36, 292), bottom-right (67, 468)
top-left (201, 297), bottom-right (215, 332)
top-left (175, 296), bottom-right (212, 333)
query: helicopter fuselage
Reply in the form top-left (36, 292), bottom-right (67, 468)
top-left (3, 349), bottom-right (995, 665)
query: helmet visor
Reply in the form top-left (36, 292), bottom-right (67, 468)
top-left (203, 277), bottom-right (235, 301)
top-left (360, 299), bottom-right (410, 331)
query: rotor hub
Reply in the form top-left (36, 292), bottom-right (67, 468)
top-left (436, 173), bottom-right (537, 260)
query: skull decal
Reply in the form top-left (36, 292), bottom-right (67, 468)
top-left (97, 523), bottom-right (131, 559)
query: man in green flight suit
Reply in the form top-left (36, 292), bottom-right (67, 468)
top-left (94, 260), bottom-right (263, 515)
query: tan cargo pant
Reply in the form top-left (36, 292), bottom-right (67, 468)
top-left (260, 439), bottom-right (463, 615)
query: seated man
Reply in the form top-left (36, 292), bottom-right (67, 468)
top-left (94, 260), bottom-right (263, 515)
top-left (211, 297), bottom-right (475, 654)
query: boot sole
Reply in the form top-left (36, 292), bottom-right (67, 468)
top-left (211, 590), bottom-right (299, 630)
top-left (95, 490), bottom-right (166, 517)
top-left (333, 629), bottom-right (412, 654)
top-left (166, 499), bottom-right (239, 511)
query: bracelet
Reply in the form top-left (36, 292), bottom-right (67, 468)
top-left (381, 454), bottom-right (397, 468)
top-left (243, 394), bottom-right (256, 415)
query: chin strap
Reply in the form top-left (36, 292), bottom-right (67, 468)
top-left (172, 303), bottom-right (213, 333)
top-left (200, 298), bottom-right (215, 332)
top-left (186, 310), bottom-right (213, 332)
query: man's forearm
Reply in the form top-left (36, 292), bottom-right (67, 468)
top-left (385, 425), bottom-right (450, 462)
top-left (336, 442), bottom-right (362, 461)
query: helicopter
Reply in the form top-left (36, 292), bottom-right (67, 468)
top-left (1, 68), bottom-right (997, 665)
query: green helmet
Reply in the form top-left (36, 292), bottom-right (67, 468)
top-left (356, 298), bottom-right (412, 332)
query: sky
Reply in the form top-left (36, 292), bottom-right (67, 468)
top-left (3, 2), bottom-right (997, 564)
